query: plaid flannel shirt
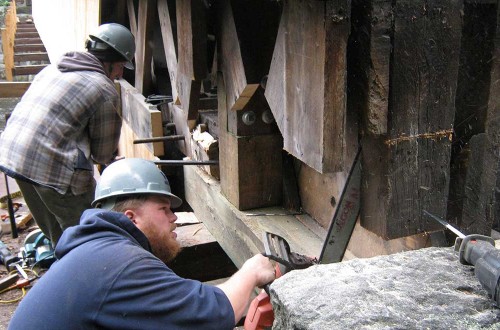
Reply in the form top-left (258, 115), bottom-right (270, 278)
top-left (0, 52), bottom-right (121, 195)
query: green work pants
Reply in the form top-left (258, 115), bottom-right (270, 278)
top-left (16, 180), bottom-right (94, 247)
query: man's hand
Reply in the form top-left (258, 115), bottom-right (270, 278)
top-left (217, 254), bottom-right (276, 324)
top-left (240, 254), bottom-right (276, 288)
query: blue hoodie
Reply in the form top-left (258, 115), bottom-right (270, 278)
top-left (8, 209), bottom-right (235, 330)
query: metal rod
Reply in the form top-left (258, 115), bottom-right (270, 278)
top-left (133, 135), bottom-right (185, 144)
top-left (154, 160), bottom-right (219, 166)
top-left (423, 210), bottom-right (465, 238)
top-left (4, 173), bottom-right (18, 238)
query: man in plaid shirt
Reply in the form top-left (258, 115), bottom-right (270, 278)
top-left (0, 23), bottom-right (135, 246)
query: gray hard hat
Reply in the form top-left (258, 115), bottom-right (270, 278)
top-left (92, 158), bottom-right (182, 210)
top-left (88, 23), bottom-right (135, 69)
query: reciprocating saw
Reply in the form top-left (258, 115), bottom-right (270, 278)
top-left (424, 210), bottom-right (500, 305)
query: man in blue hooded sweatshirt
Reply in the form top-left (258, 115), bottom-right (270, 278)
top-left (8, 158), bottom-right (276, 329)
top-left (0, 23), bottom-right (134, 246)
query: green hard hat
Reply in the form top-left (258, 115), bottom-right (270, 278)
top-left (88, 23), bottom-right (135, 69)
top-left (92, 158), bottom-right (182, 210)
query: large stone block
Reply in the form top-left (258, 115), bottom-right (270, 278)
top-left (271, 246), bottom-right (500, 329)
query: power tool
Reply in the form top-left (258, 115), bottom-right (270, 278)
top-left (0, 239), bottom-right (19, 272)
top-left (424, 210), bottom-right (500, 305)
top-left (20, 229), bottom-right (55, 268)
top-left (244, 232), bottom-right (317, 330)
top-left (244, 150), bottom-right (362, 329)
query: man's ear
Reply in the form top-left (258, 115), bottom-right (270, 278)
top-left (124, 210), bottom-right (137, 224)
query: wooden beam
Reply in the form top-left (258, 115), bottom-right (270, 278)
top-left (175, 0), bottom-right (207, 119)
top-left (157, 0), bottom-right (179, 102)
top-left (265, 0), bottom-right (350, 173)
top-left (126, 0), bottom-right (137, 37)
top-left (360, 0), bottom-right (462, 239)
top-left (135, 0), bottom-right (156, 95)
top-left (117, 79), bottom-right (164, 159)
top-left (183, 164), bottom-right (323, 268)
top-left (0, 82), bottom-right (30, 97)
top-left (167, 223), bottom-right (238, 282)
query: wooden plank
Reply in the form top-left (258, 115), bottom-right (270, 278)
top-left (14, 52), bottom-right (49, 62)
top-left (157, 0), bottom-right (179, 102)
top-left (118, 79), bottom-right (164, 158)
top-left (126, 0), bottom-right (137, 37)
top-left (0, 82), bottom-right (30, 97)
top-left (265, 0), bottom-right (349, 173)
top-left (175, 0), bottom-right (207, 119)
top-left (12, 64), bottom-right (46, 76)
top-left (360, 0), bottom-right (462, 239)
top-left (134, 0), bottom-right (155, 95)
top-left (176, 0), bottom-right (207, 80)
top-left (183, 164), bottom-right (323, 268)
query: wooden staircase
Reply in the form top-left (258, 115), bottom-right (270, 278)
top-left (12, 22), bottom-right (49, 78)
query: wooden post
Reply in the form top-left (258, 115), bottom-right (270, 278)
top-left (448, 0), bottom-right (500, 235)
top-left (217, 0), bottom-right (283, 210)
top-left (135, 0), bottom-right (156, 95)
top-left (360, 0), bottom-right (462, 239)
top-left (1, 1), bottom-right (17, 82)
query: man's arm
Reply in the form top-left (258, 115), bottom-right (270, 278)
top-left (217, 254), bottom-right (275, 322)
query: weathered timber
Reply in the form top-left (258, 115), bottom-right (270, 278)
top-left (0, 82), bottom-right (30, 98)
top-left (175, 0), bottom-right (207, 119)
top-left (168, 102), bottom-right (196, 157)
top-left (117, 79), bottom-right (164, 159)
top-left (157, 0), bottom-right (179, 102)
top-left (222, 134), bottom-right (283, 211)
top-left (448, 1), bottom-right (500, 235)
top-left (349, 0), bottom-right (391, 135)
top-left (190, 124), bottom-right (220, 179)
top-left (126, 0), bottom-right (137, 37)
top-left (360, 0), bottom-right (462, 239)
top-left (198, 109), bottom-right (219, 138)
top-left (265, 0), bottom-right (350, 173)
top-left (448, 134), bottom-right (496, 235)
top-left (490, 4), bottom-right (500, 230)
top-left (183, 164), bottom-right (323, 269)
top-left (14, 52), bottom-right (49, 62)
top-left (218, 72), bottom-right (283, 211)
top-left (134, 0), bottom-right (155, 96)
top-left (217, 0), bottom-right (280, 114)
top-left (227, 85), bottom-right (279, 137)
top-left (12, 65), bottom-right (46, 76)
top-left (167, 223), bottom-right (237, 282)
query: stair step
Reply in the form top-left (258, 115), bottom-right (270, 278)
top-left (13, 64), bottom-right (47, 76)
top-left (16, 26), bottom-right (37, 31)
top-left (15, 32), bottom-right (39, 39)
top-left (14, 44), bottom-right (46, 53)
top-left (14, 52), bottom-right (50, 62)
top-left (15, 38), bottom-right (42, 45)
